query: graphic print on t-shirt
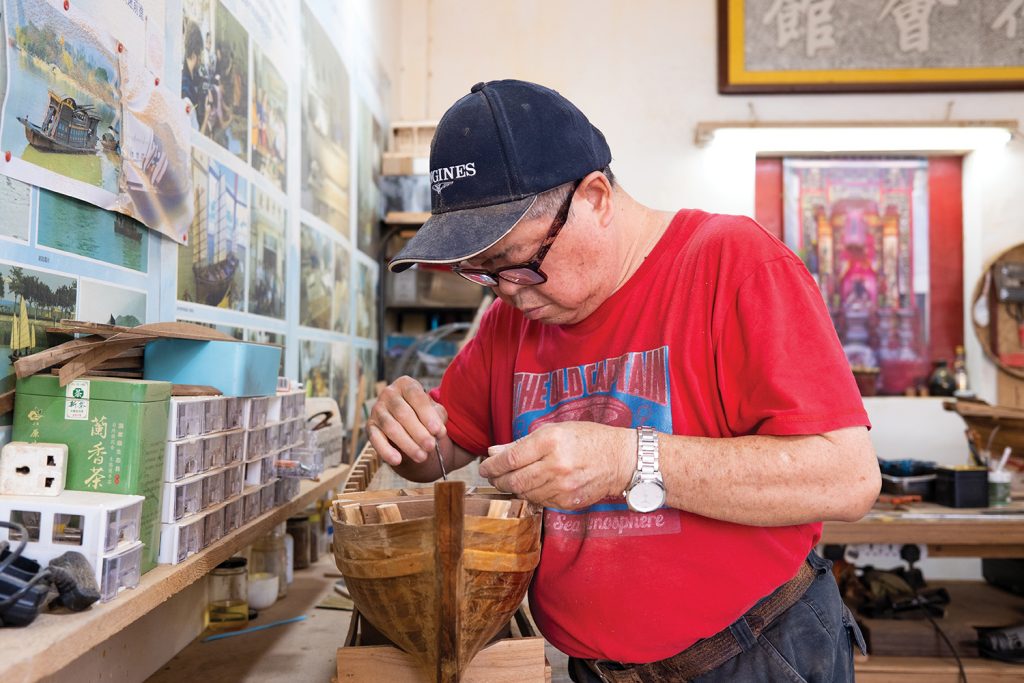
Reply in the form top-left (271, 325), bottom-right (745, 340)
top-left (512, 346), bottom-right (680, 540)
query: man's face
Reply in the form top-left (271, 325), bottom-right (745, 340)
top-left (460, 202), bottom-right (609, 326)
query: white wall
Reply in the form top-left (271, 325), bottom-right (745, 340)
top-left (395, 0), bottom-right (1024, 404)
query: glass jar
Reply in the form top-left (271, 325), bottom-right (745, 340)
top-left (207, 557), bottom-right (248, 632)
top-left (989, 470), bottom-right (1012, 507)
top-left (287, 515), bottom-right (311, 570)
top-left (249, 529), bottom-right (285, 607)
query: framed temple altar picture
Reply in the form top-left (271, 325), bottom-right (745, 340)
top-left (774, 157), bottom-right (964, 395)
top-left (719, 0), bottom-right (1024, 93)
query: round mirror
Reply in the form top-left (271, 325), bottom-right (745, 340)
top-left (971, 242), bottom-right (1024, 380)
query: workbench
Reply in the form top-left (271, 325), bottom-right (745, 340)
top-left (823, 502), bottom-right (1024, 682)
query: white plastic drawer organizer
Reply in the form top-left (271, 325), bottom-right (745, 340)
top-left (0, 491), bottom-right (144, 602)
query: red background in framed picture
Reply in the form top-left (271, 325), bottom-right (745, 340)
top-left (755, 156), bottom-right (963, 395)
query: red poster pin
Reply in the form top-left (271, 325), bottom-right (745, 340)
top-left (4, 151), bottom-right (10, 162)
top-left (63, 0), bottom-right (69, 10)
top-left (117, 42), bottom-right (124, 53)
top-left (154, 77), bottom-right (160, 87)
top-left (185, 103), bottom-right (192, 114)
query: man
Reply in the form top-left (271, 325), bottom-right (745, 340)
top-left (368, 79), bottom-right (878, 682)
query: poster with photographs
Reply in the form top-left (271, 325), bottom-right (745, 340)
top-left (0, 176), bottom-right (31, 242)
top-left (251, 47), bottom-right (286, 191)
top-left (1, 0), bottom-right (192, 244)
top-left (37, 189), bottom-right (148, 272)
top-left (354, 260), bottom-right (376, 339)
top-left (77, 279), bottom-right (145, 326)
top-left (355, 99), bottom-right (383, 256)
top-left (355, 345), bottom-right (377, 402)
top-left (330, 340), bottom-right (351, 426)
top-left (333, 239), bottom-right (350, 333)
top-left (182, 0), bottom-right (248, 161)
top-left (1, 261), bottom-right (76, 394)
top-left (300, 2), bottom-right (349, 231)
top-left (299, 338), bottom-right (330, 397)
top-left (248, 328), bottom-right (284, 374)
top-left (178, 148), bottom-right (249, 310)
top-left (177, 316), bottom-right (244, 340)
top-left (299, 222), bottom-right (333, 329)
top-left (248, 188), bottom-right (285, 318)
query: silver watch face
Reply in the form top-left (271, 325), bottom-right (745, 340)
top-left (627, 481), bottom-right (665, 513)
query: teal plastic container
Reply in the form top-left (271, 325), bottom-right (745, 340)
top-left (143, 340), bottom-right (282, 397)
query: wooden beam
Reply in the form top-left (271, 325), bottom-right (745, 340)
top-left (435, 480), bottom-right (465, 683)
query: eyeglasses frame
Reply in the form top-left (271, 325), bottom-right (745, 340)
top-left (452, 178), bottom-right (583, 287)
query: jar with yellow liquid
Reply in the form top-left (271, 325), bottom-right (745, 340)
top-left (207, 557), bottom-right (249, 632)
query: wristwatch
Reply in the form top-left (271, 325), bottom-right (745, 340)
top-left (624, 426), bottom-right (666, 513)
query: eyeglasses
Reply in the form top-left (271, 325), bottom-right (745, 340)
top-left (452, 179), bottom-right (582, 287)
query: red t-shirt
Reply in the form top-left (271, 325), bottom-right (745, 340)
top-left (433, 209), bottom-right (869, 663)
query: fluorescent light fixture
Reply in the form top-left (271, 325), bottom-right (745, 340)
top-left (694, 121), bottom-right (1016, 153)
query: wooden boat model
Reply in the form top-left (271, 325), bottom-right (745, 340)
top-left (945, 398), bottom-right (1024, 468)
top-left (331, 480), bottom-right (542, 682)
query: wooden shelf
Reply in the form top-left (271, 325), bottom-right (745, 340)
top-left (1, 463), bottom-right (350, 683)
top-left (384, 211), bottom-right (430, 225)
top-left (822, 502), bottom-right (1024, 556)
top-left (856, 656), bottom-right (1024, 682)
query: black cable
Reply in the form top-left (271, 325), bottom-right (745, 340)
top-left (0, 568), bottom-right (51, 611)
top-left (913, 586), bottom-right (967, 683)
top-left (0, 521), bottom-right (29, 576)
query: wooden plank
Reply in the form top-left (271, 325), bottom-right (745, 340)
top-left (116, 321), bottom-right (236, 342)
top-left (58, 338), bottom-right (149, 386)
top-left (170, 384), bottom-right (223, 397)
top-left (384, 211), bottom-right (430, 225)
top-left (337, 637), bottom-right (546, 682)
top-left (856, 656), bottom-right (1024, 682)
top-left (435, 480), bottom-right (465, 683)
top-left (13, 335), bottom-right (106, 378)
top-left (0, 390), bottom-right (13, 416)
top-left (376, 503), bottom-right (403, 523)
top-left (0, 462), bottom-right (350, 683)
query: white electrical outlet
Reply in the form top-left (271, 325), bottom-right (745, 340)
top-left (844, 543), bottom-right (927, 565)
top-left (0, 441), bottom-right (68, 496)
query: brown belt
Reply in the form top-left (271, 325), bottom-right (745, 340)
top-left (585, 560), bottom-right (819, 683)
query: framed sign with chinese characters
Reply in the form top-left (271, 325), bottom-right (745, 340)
top-left (719, 0), bottom-right (1024, 93)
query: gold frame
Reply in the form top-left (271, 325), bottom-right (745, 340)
top-left (719, 0), bottom-right (1024, 94)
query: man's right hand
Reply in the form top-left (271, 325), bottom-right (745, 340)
top-left (367, 375), bottom-right (449, 469)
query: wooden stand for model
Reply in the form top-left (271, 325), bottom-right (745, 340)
top-left (331, 480), bottom-right (545, 682)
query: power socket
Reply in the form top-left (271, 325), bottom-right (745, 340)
top-left (844, 543), bottom-right (927, 565)
top-left (0, 442), bottom-right (68, 496)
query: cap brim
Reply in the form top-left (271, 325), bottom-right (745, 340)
top-left (388, 195), bottom-right (536, 273)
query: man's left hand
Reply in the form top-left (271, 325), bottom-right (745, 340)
top-left (479, 422), bottom-right (633, 510)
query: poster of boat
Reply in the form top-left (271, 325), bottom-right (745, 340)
top-left (37, 188), bottom-right (148, 272)
top-left (249, 187), bottom-right (285, 319)
top-left (177, 148), bottom-right (249, 311)
top-left (0, 0), bottom-right (192, 245)
top-left (77, 279), bottom-right (145, 327)
top-left (299, 221), bottom-right (333, 329)
top-left (0, 175), bottom-right (30, 241)
top-left (300, 1), bottom-right (349, 232)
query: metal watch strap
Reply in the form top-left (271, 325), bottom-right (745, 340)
top-left (635, 426), bottom-right (660, 484)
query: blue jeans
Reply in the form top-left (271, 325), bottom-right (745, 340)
top-left (569, 552), bottom-right (867, 682)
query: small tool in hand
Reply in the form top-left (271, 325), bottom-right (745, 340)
top-left (435, 440), bottom-right (448, 481)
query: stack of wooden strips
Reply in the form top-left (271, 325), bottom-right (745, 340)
top-left (0, 320), bottom-right (235, 414)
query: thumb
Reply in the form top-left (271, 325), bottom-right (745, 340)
top-left (487, 442), bottom-right (511, 459)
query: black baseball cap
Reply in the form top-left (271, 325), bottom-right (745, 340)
top-left (388, 80), bottom-right (611, 273)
